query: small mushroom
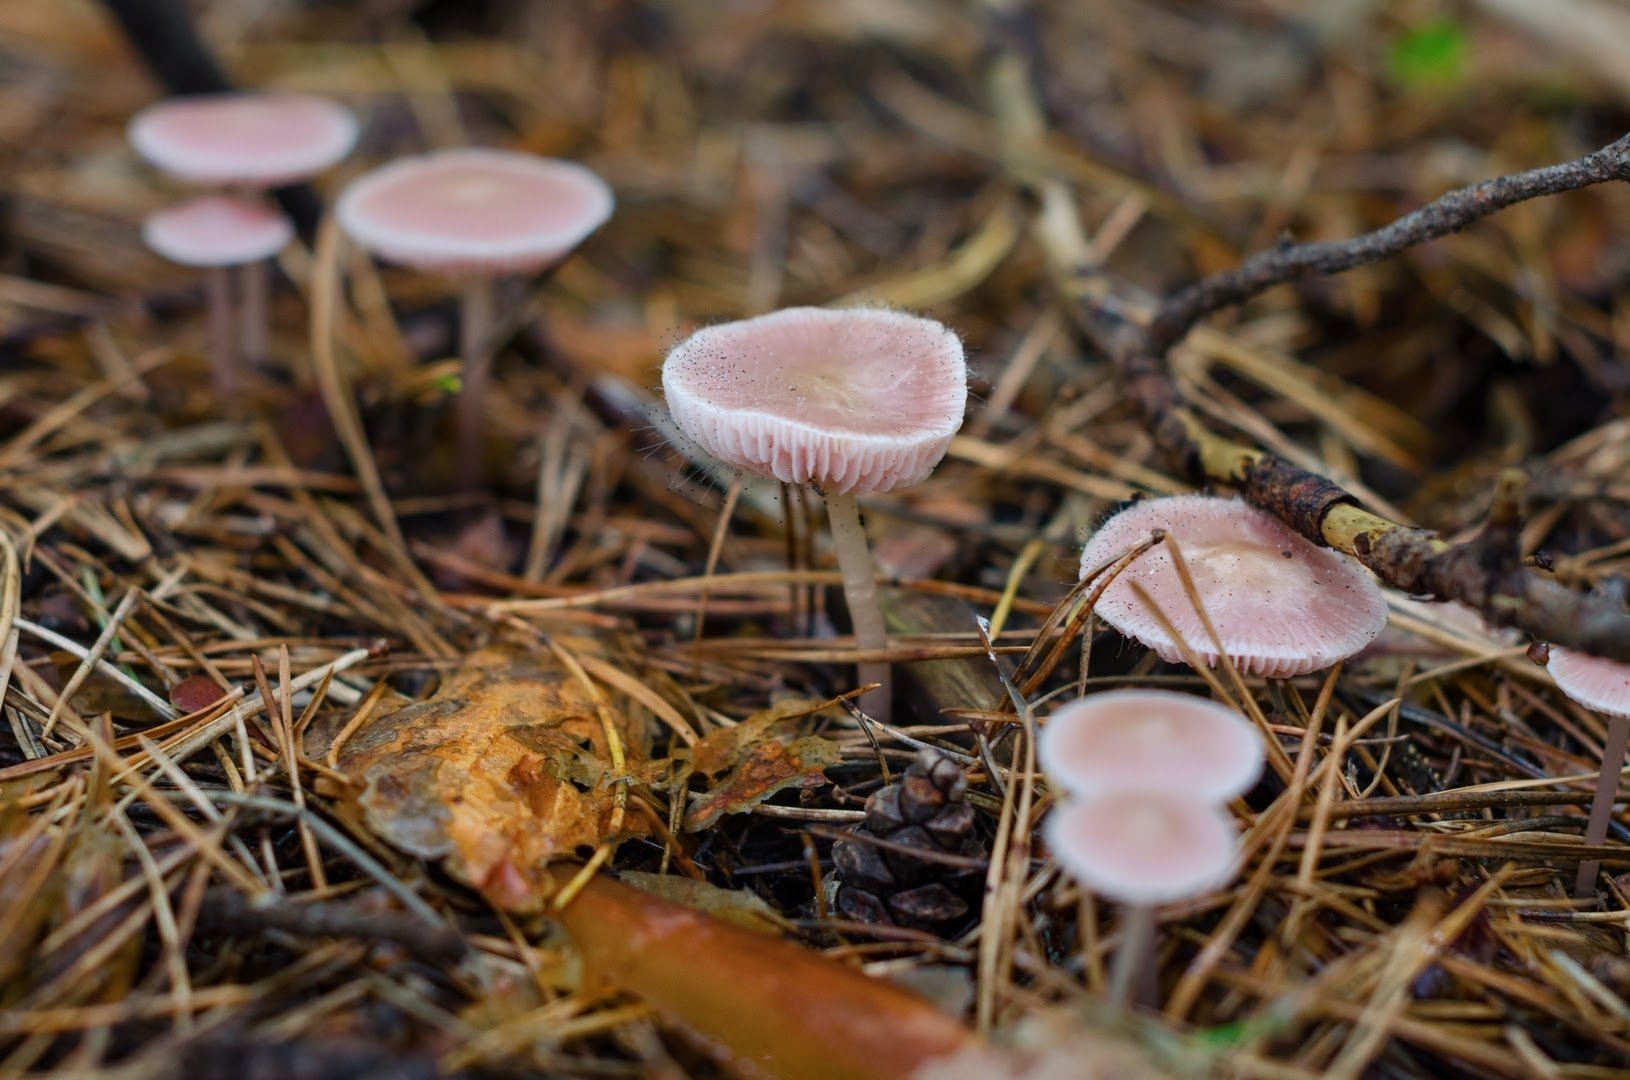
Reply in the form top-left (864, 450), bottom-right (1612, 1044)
top-left (1080, 495), bottom-right (1387, 677)
top-left (1547, 648), bottom-right (1630, 897)
top-left (1046, 790), bottom-right (1240, 1005)
top-left (661, 306), bottom-right (968, 723)
top-left (335, 148), bottom-right (613, 488)
top-left (142, 195), bottom-right (293, 396)
top-left (128, 92), bottom-right (358, 186)
top-left (129, 92), bottom-right (358, 369)
top-left (1038, 689), bottom-right (1264, 802)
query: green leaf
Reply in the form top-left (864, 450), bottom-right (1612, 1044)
top-left (1390, 19), bottom-right (1466, 87)
top-left (1196, 1020), bottom-right (1248, 1047)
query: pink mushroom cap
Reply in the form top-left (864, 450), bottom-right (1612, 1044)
top-left (1039, 690), bottom-right (1264, 801)
top-left (335, 149), bottom-right (614, 275)
top-left (129, 92), bottom-right (357, 187)
top-left (1548, 648), bottom-right (1630, 718)
top-left (1080, 495), bottom-right (1387, 678)
top-left (142, 196), bottom-right (293, 267)
top-left (1046, 791), bottom-right (1239, 905)
top-left (661, 306), bottom-right (967, 494)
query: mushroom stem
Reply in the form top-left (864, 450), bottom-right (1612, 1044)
top-left (456, 275), bottom-right (496, 490)
top-left (1107, 903), bottom-right (1157, 1006)
top-left (824, 491), bottom-right (891, 723)
top-left (206, 264), bottom-right (235, 396)
top-left (1573, 712), bottom-right (1630, 897)
top-left (240, 258), bottom-right (270, 371)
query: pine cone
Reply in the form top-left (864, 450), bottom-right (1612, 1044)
top-left (830, 750), bottom-right (984, 928)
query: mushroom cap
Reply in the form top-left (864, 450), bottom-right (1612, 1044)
top-left (142, 196), bottom-right (293, 267)
top-left (129, 92), bottom-right (357, 186)
top-left (661, 306), bottom-right (967, 494)
top-left (1045, 791), bottom-right (1239, 905)
top-left (335, 149), bottom-right (614, 275)
top-left (1079, 495), bottom-right (1387, 677)
top-left (1039, 690), bottom-right (1264, 801)
top-left (1549, 648), bottom-right (1630, 718)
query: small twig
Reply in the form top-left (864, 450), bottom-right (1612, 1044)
top-left (1307, 788), bottom-right (1595, 821)
top-left (749, 805), bottom-right (866, 824)
top-left (803, 822), bottom-right (989, 873)
top-left (1148, 133), bottom-right (1630, 353)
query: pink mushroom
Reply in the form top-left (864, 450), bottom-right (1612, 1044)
top-left (1079, 495), bottom-right (1387, 678)
top-left (335, 148), bottom-right (614, 488)
top-left (1039, 689), bottom-right (1264, 802)
top-left (128, 92), bottom-right (357, 187)
top-left (129, 92), bottom-right (358, 370)
top-left (661, 306), bottom-right (968, 723)
top-left (143, 195), bottom-right (293, 395)
top-left (1547, 648), bottom-right (1630, 897)
top-left (1047, 790), bottom-right (1240, 1005)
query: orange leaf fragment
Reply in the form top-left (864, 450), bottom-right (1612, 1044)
top-left (170, 674), bottom-right (226, 714)
top-left (549, 867), bottom-right (973, 1080)
top-left (679, 697), bottom-right (841, 831)
top-left (328, 647), bottom-right (645, 912)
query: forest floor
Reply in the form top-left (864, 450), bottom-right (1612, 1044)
top-left (4, 1), bottom-right (1630, 1077)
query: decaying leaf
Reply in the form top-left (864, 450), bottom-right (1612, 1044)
top-left (49, 651), bottom-right (152, 721)
top-left (325, 647), bottom-right (646, 912)
top-left (169, 674), bottom-right (226, 714)
top-left (677, 697), bottom-right (841, 832)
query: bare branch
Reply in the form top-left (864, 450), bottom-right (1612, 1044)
top-left (1149, 132), bottom-right (1630, 352)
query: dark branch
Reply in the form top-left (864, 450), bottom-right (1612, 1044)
top-left (1148, 132), bottom-right (1630, 353)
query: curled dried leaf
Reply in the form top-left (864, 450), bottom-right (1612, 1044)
top-left (325, 647), bottom-right (645, 912)
top-left (675, 697), bottom-right (842, 832)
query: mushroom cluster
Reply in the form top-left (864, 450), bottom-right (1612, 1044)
top-left (128, 92), bottom-right (614, 493)
top-left (129, 92), bottom-right (357, 394)
top-left (1039, 689), bottom-right (1264, 1004)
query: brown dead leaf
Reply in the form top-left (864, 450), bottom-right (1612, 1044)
top-left (327, 646), bottom-right (646, 912)
top-left (169, 674), bottom-right (226, 714)
top-left (49, 651), bottom-right (150, 721)
top-left (678, 697), bottom-right (841, 832)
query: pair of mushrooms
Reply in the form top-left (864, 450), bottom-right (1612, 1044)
top-left (133, 91), bottom-right (613, 487)
top-left (132, 92), bottom-right (357, 394)
top-left (1040, 689), bottom-right (1265, 1004)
